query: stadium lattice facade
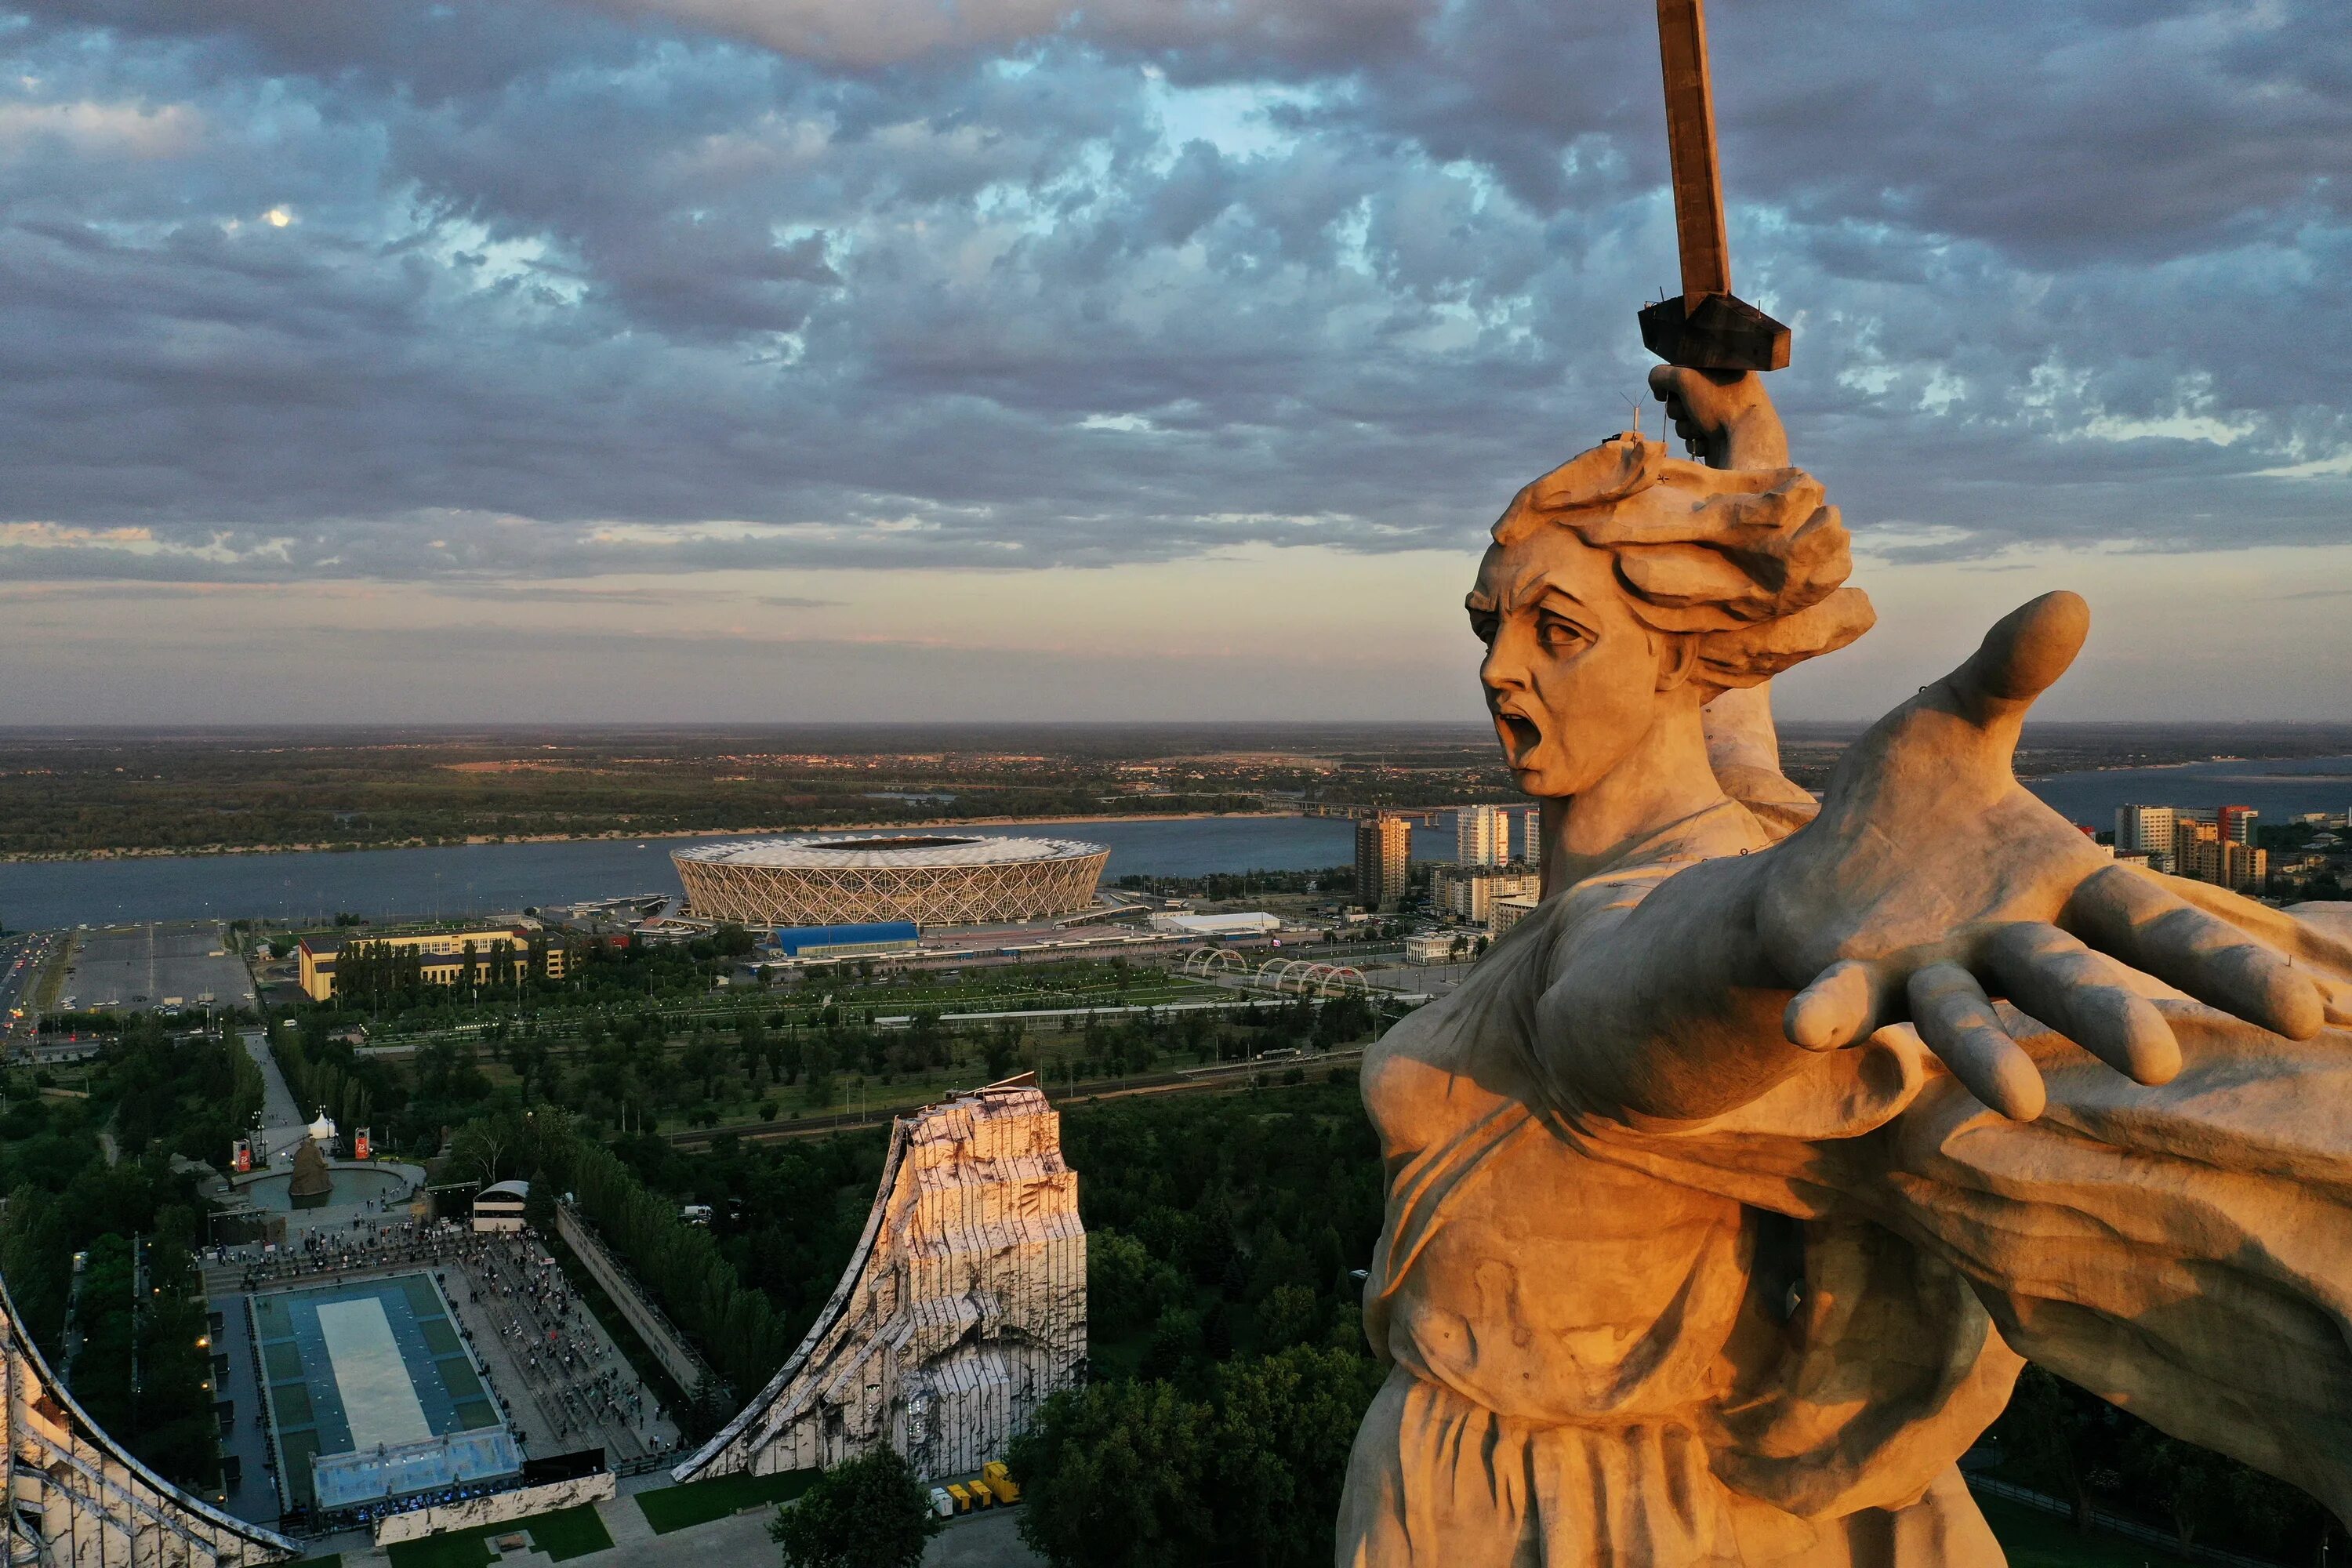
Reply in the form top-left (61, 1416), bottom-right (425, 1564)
top-left (672, 835), bottom-right (1109, 927)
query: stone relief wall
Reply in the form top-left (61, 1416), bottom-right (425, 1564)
top-left (673, 1077), bottom-right (1086, 1483)
top-left (2, 1279), bottom-right (296, 1568)
top-left (368, 1473), bottom-right (616, 1546)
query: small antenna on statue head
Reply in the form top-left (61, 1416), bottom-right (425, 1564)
top-left (1623, 391), bottom-right (1643, 441)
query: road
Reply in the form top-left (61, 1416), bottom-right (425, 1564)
top-left (0, 930), bottom-right (53, 1031)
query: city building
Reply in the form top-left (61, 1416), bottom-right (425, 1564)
top-left (297, 922), bottom-right (568, 1003)
top-left (1356, 814), bottom-right (1411, 911)
top-left (769, 921), bottom-right (922, 960)
top-left (1403, 931), bottom-right (1468, 964)
top-left (1490, 894), bottom-right (1541, 936)
top-left (1519, 808), bottom-right (1544, 866)
top-left (2115, 804), bottom-right (2179, 873)
top-left (1455, 804), bottom-right (1511, 867)
top-left (472, 1178), bottom-right (529, 1233)
top-left (2174, 818), bottom-right (2268, 894)
top-left (2219, 804), bottom-right (2259, 845)
top-left (1430, 864), bottom-right (1540, 925)
top-left (673, 834), bottom-right (1109, 927)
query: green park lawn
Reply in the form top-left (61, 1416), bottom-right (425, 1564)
top-left (381, 1504), bottom-right (613, 1568)
top-left (634, 1469), bottom-right (817, 1534)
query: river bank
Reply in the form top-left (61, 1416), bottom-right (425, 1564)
top-left (0, 809), bottom-right (1305, 865)
top-left (3, 755), bottom-right (2344, 934)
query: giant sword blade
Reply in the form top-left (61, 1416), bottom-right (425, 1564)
top-left (1637, 0), bottom-right (1791, 372)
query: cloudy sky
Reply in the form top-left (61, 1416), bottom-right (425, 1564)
top-left (2, 0), bottom-right (2347, 724)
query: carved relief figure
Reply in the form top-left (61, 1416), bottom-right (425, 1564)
top-left (1338, 368), bottom-right (2352, 1566)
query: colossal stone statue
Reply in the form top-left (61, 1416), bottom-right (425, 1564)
top-left (1337, 368), bottom-right (2352, 1566)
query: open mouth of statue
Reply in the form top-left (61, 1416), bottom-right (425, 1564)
top-left (1496, 710), bottom-right (1542, 765)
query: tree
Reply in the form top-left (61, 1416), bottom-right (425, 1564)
top-left (1011, 1381), bottom-right (1215, 1568)
top-left (1208, 1347), bottom-right (1387, 1568)
top-left (1993, 1366), bottom-right (2108, 1530)
top-left (768, 1446), bottom-right (940, 1568)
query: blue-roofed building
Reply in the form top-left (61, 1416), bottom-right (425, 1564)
top-left (769, 920), bottom-right (922, 960)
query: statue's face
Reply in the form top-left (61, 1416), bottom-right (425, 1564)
top-left (1467, 526), bottom-right (1674, 799)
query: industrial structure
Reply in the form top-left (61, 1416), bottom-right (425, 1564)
top-left (2, 1276), bottom-right (296, 1568)
top-left (672, 835), bottom-right (1109, 928)
top-left (674, 1077), bottom-right (1085, 1483)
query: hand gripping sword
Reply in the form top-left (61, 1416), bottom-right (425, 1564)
top-left (1636, 0), bottom-right (1791, 372)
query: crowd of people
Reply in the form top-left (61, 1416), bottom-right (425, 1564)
top-left (463, 1232), bottom-right (675, 1461)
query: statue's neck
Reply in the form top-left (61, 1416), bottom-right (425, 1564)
top-left (1540, 702), bottom-right (1726, 895)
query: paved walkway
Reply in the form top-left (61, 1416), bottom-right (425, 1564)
top-left (327, 1485), bottom-right (1043, 1568)
top-left (241, 1028), bottom-right (309, 1166)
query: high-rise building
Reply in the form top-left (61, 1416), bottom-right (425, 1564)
top-left (2172, 818), bottom-right (2268, 894)
top-left (1519, 808), bottom-right (1543, 866)
top-left (1455, 804), bottom-right (1510, 866)
top-left (1430, 863), bottom-right (1540, 924)
top-left (2116, 804), bottom-right (2178, 873)
top-left (1356, 814), bottom-right (1411, 911)
top-left (2218, 804), bottom-right (2258, 846)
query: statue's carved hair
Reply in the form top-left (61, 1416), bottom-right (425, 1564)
top-left (1489, 433), bottom-right (1874, 696)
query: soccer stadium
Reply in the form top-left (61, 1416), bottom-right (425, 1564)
top-left (672, 833), bottom-right (1111, 927)
top-left (250, 1275), bottom-right (515, 1514)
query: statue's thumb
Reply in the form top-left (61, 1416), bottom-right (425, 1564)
top-left (1950, 592), bottom-right (2089, 728)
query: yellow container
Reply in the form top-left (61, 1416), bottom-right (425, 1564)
top-left (946, 1483), bottom-right (973, 1513)
top-left (967, 1478), bottom-right (997, 1507)
top-left (981, 1464), bottom-right (1021, 1502)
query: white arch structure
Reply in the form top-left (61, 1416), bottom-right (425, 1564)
top-left (1254, 960), bottom-right (1367, 997)
top-left (2, 1277), bottom-right (295, 1568)
top-left (1176, 948), bottom-right (1246, 978)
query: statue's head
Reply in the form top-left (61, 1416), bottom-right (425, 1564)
top-left (1467, 433), bottom-right (1873, 799)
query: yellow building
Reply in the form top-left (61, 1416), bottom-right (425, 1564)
top-left (297, 922), bottom-right (568, 1003)
top-left (2172, 819), bottom-right (2268, 895)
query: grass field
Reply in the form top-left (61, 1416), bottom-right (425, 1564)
top-left (381, 1504), bottom-right (614, 1568)
top-left (635, 1470), bottom-right (817, 1534)
top-left (1978, 1496), bottom-right (2203, 1567)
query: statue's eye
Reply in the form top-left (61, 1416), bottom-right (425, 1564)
top-left (1537, 614), bottom-right (1589, 650)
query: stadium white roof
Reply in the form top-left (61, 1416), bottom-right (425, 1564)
top-left (673, 834), bottom-right (1107, 870)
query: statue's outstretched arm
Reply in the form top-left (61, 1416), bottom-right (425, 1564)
top-left (1537, 593), bottom-right (2329, 1124)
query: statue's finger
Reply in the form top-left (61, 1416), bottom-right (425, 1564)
top-left (1784, 958), bottom-right (1878, 1051)
top-left (1909, 961), bottom-right (2046, 1120)
top-left (1940, 592), bottom-right (2089, 731)
top-left (1982, 922), bottom-right (2180, 1085)
top-left (2067, 866), bottom-right (2325, 1040)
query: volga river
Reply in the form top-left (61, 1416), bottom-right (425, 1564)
top-left (2, 754), bottom-right (2347, 932)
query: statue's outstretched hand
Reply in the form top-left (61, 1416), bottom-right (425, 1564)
top-left (1757, 592), bottom-right (2325, 1120)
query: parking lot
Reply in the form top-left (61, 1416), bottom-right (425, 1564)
top-left (59, 922), bottom-right (256, 1014)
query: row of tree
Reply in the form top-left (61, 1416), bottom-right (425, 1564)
top-left (447, 1109), bottom-right (798, 1405)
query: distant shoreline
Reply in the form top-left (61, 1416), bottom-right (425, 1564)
top-left (0, 810), bottom-right (1323, 866)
